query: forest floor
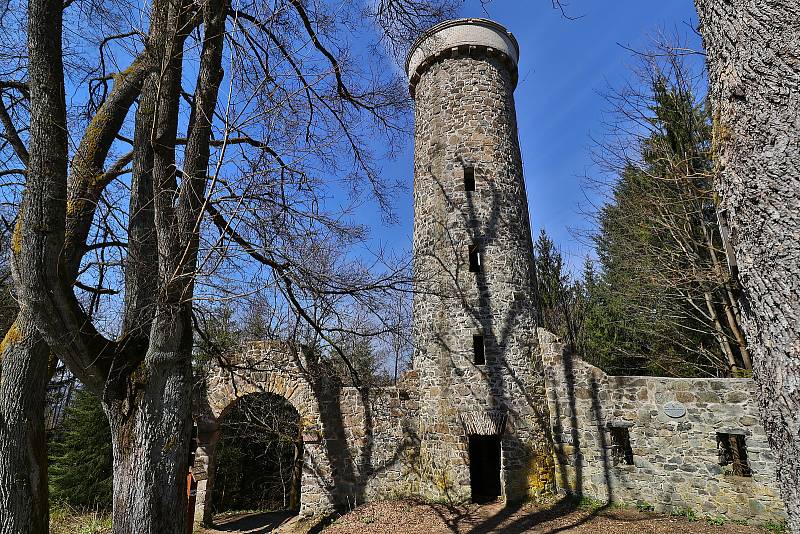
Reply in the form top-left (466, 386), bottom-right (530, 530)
top-left (197, 498), bottom-right (785, 534)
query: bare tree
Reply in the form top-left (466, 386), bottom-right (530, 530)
top-left (693, 3), bottom-right (800, 529)
top-left (587, 42), bottom-right (751, 378)
top-left (0, 0), bottom-right (454, 532)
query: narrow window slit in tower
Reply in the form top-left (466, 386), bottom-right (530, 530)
top-left (468, 244), bottom-right (481, 272)
top-left (717, 432), bottom-right (751, 477)
top-left (473, 335), bottom-right (485, 365)
top-left (464, 166), bottom-right (475, 192)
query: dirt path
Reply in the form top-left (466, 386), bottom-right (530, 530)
top-left (320, 499), bottom-right (774, 534)
top-left (198, 511), bottom-right (297, 534)
top-left (196, 500), bottom-right (777, 534)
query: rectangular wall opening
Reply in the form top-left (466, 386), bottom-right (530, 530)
top-left (473, 334), bottom-right (485, 365)
top-left (717, 432), bottom-right (752, 477)
top-left (468, 435), bottom-right (501, 503)
top-left (464, 166), bottom-right (475, 192)
top-left (609, 427), bottom-right (634, 466)
top-left (468, 244), bottom-right (481, 272)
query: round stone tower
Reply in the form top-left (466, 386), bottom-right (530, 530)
top-left (407, 19), bottom-right (553, 502)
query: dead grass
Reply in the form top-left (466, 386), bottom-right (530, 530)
top-left (49, 506), bottom-right (111, 534)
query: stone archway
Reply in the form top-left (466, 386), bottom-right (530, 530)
top-left (193, 341), bottom-right (338, 525)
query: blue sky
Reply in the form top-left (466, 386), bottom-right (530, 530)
top-left (363, 0), bottom-right (702, 275)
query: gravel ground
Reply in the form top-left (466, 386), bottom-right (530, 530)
top-left (319, 499), bottom-right (772, 534)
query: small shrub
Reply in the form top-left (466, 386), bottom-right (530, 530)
top-left (634, 500), bottom-right (654, 512)
top-left (577, 496), bottom-right (605, 511)
top-left (670, 507), bottom-right (698, 522)
top-left (705, 516), bottom-right (726, 526)
top-left (761, 520), bottom-right (788, 533)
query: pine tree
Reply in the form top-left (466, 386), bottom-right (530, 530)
top-left (587, 57), bottom-right (749, 377)
top-left (533, 229), bottom-right (583, 350)
top-left (48, 389), bottom-right (113, 510)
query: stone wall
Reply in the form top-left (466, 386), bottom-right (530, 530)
top-left (194, 335), bottom-right (788, 526)
top-left (192, 341), bottom-right (419, 524)
top-left (334, 371), bottom-right (421, 503)
top-left (539, 329), bottom-right (786, 523)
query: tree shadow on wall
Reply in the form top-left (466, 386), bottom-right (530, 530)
top-left (459, 369), bottom-right (615, 534)
top-left (200, 341), bottom-right (419, 527)
top-left (416, 167), bottom-right (547, 482)
top-left (302, 351), bottom-right (418, 514)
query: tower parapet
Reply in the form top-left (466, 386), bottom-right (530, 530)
top-left (406, 18), bottom-right (519, 97)
top-left (408, 18), bottom-right (554, 503)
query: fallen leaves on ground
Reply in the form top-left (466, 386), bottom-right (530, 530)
top-left (320, 499), bottom-right (770, 534)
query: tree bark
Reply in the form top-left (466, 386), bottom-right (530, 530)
top-left (4, 2), bottom-right (67, 531)
top-left (694, 1), bottom-right (800, 529)
top-left (12, 0), bottom-right (197, 531)
top-left (102, 0), bottom-right (226, 530)
top-left (105, 340), bottom-right (193, 534)
top-left (0, 315), bottom-right (49, 534)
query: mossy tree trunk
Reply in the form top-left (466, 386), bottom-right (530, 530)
top-left (12, 0), bottom-right (226, 531)
top-left (0, 316), bottom-right (49, 534)
top-left (104, 322), bottom-right (193, 532)
top-left (694, 1), bottom-right (800, 530)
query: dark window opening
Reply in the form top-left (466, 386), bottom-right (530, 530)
top-left (468, 244), bottom-right (481, 272)
top-left (469, 435), bottom-right (501, 503)
top-left (473, 335), bottom-right (486, 365)
top-left (464, 166), bottom-right (475, 192)
top-left (609, 427), bottom-right (634, 466)
top-left (717, 433), bottom-right (751, 477)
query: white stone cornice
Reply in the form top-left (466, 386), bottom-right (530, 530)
top-left (406, 18), bottom-right (519, 96)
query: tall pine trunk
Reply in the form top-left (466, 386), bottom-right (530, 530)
top-left (0, 315), bottom-right (49, 534)
top-left (694, 1), bottom-right (800, 529)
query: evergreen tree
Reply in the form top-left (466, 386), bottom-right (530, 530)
top-left (48, 389), bottom-right (113, 510)
top-left (533, 229), bottom-right (583, 350)
top-left (586, 56), bottom-right (749, 377)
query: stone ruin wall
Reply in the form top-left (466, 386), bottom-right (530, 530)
top-left (193, 341), bottom-right (422, 524)
top-left (194, 334), bottom-right (787, 526)
top-left (332, 371), bottom-right (422, 506)
top-left (539, 329), bottom-right (786, 523)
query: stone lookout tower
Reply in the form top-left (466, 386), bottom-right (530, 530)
top-left (407, 19), bottom-right (553, 502)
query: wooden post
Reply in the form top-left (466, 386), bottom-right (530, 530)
top-left (186, 422), bottom-right (198, 532)
top-left (186, 471), bottom-right (197, 533)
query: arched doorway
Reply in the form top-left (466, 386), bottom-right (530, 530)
top-left (212, 392), bottom-right (303, 516)
top-left (193, 341), bottom-right (338, 527)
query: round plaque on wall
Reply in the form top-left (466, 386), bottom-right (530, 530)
top-left (663, 401), bottom-right (687, 419)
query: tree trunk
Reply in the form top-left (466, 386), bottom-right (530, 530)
top-left (694, 1), bottom-right (800, 530)
top-left (703, 223), bottom-right (753, 370)
top-left (0, 315), bottom-right (49, 534)
top-left (702, 289), bottom-right (738, 375)
top-left (104, 325), bottom-right (193, 534)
